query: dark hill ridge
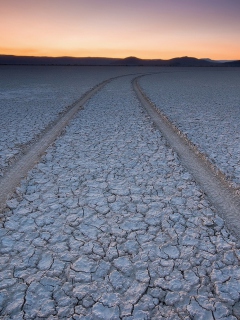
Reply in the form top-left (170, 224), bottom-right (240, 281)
top-left (223, 60), bottom-right (240, 67)
top-left (0, 55), bottom-right (118, 66)
top-left (0, 55), bottom-right (239, 66)
top-left (168, 57), bottom-right (213, 67)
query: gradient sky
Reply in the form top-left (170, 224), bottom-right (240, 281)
top-left (1, 0), bottom-right (240, 59)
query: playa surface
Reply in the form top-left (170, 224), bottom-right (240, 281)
top-left (0, 73), bottom-right (240, 319)
top-left (0, 66), bottom-right (153, 176)
top-left (139, 69), bottom-right (240, 189)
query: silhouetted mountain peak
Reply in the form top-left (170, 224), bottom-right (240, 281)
top-left (124, 56), bottom-right (140, 61)
top-left (113, 56), bottom-right (143, 65)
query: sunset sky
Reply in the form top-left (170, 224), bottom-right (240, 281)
top-left (1, 0), bottom-right (240, 60)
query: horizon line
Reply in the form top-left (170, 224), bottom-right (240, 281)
top-left (0, 54), bottom-right (238, 62)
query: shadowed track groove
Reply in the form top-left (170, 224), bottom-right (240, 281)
top-left (133, 75), bottom-right (240, 239)
top-left (0, 71), bottom-right (147, 213)
top-left (0, 78), bottom-right (111, 213)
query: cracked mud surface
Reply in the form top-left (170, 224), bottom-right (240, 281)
top-left (0, 66), bottom-right (148, 177)
top-left (139, 69), bottom-right (240, 189)
top-left (0, 75), bottom-right (240, 319)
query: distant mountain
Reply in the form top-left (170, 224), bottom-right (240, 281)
top-left (222, 60), bottom-right (240, 67)
top-left (0, 55), bottom-right (118, 66)
top-left (202, 58), bottom-right (237, 63)
top-left (202, 58), bottom-right (216, 62)
top-left (0, 54), bottom-right (239, 67)
top-left (167, 57), bottom-right (213, 67)
top-left (112, 56), bottom-right (146, 66)
top-left (111, 56), bottom-right (163, 66)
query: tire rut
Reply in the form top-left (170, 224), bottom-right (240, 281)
top-left (0, 71), bottom-right (148, 214)
top-left (0, 78), bottom-right (111, 213)
top-left (133, 75), bottom-right (240, 239)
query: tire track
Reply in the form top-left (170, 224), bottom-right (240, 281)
top-left (0, 78), bottom-right (112, 213)
top-left (0, 71), bottom-right (150, 214)
top-left (133, 75), bottom-right (240, 239)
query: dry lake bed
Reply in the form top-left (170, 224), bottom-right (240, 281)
top-left (0, 66), bottom-right (240, 319)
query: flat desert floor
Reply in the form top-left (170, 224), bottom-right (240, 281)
top-left (0, 67), bottom-right (239, 319)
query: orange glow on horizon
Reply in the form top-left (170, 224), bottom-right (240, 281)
top-left (0, 0), bottom-right (240, 61)
top-left (1, 47), bottom-right (240, 61)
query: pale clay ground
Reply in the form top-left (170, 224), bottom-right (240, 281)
top-left (0, 66), bottom-right (152, 176)
top-left (0, 75), bottom-right (240, 319)
top-left (139, 69), bottom-right (240, 189)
